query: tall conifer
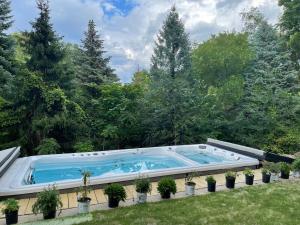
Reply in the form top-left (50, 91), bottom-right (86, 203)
top-left (0, 0), bottom-right (14, 96)
top-left (78, 20), bottom-right (117, 85)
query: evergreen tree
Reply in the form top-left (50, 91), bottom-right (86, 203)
top-left (233, 15), bottom-right (300, 153)
top-left (26, 0), bottom-right (68, 88)
top-left (77, 20), bottom-right (117, 85)
top-left (148, 6), bottom-right (192, 145)
top-left (0, 0), bottom-right (14, 96)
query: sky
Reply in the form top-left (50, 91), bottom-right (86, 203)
top-left (10, 0), bottom-right (282, 82)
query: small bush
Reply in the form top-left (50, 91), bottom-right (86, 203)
top-left (135, 177), bottom-right (151, 193)
top-left (225, 171), bottom-right (237, 178)
top-left (243, 168), bottom-right (254, 176)
top-left (292, 158), bottom-right (300, 171)
top-left (205, 176), bottom-right (216, 184)
top-left (32, 186), bottom-right (62, 215)
top-left (157, 177), bottom-right (177, 195)
top-left (1, 198), bottom-right (19, 214)
top-left (262, 167), bottom-right (271, 175)
top-left (35, 138), bottom-right (60, 155)
top-left (280, 162), bottom-right (291, 174)
top-left (104, 184), bottom-right (126, 202)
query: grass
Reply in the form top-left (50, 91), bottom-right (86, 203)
top-left (24, 214), bottom-right (92, 225)
top-left (77, 181), bottom-right (300, 225)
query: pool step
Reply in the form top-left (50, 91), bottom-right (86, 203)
top-left (0, 147), bottom-right (20, 178)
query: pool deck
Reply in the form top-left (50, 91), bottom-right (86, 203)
top-left (0, 169), bottom-right (266, 224)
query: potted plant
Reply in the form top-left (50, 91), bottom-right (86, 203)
top-left (243, 168), bottom-right (254, 185)
top-left (104, 183), bottom-right (127, 208)
top-left (135, 177), bottom-right (152, 203)
top-left (269, 162), bottom-right (280, 182)
top-left (280, 162), bottom-right (291, 179)
top-left (185, 172), bottom-right (198, 196)
top-left (32, 186), bottom-right (62, 219)
top-left (292, 158), bottom-right (300, 178)
top-left (77, 171), bottom-right (91, 213)
top-left (1, 199), bottom-right (19, 225)
top-left (205, 176), bottom-right (216, 192)
top-left (157, 177), bottom-right (177, 199)
top-left (225, 171), bottom-right (237, 189)
top-left (262, 168), bottom-right (271, 183)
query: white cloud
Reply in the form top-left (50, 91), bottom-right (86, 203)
top-left (10, 0), bottom-right (282, 82)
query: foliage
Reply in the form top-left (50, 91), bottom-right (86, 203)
top-left (0, 0), bottom-right (15, 97)
top-left (279, 162), bottom-right (291, 174)
top-left (74, 140), bottom-right (94, 153)
top-left (292, 158), bottom-right (300, 171)
top-left (135, 177), bottom-right (152, 193)
top-left (1, 198), bottom-right (19, 214)
top-left (225, 171), bottom-right (237, 179)
top-left (32, 186), bottom-right (63, 215)
top-left (77, 171), bottom-right (91, 202)
top-left (157, 177), bottom-right (177, 195)
top-left (231, 11), bottom-right (300, 153)
top-left (104, 184), bottom-right (126, 202)
top-left (243, 168), bottom-right (254, 176)
top-left (262, 167), bottom-right (271, 175)
top-left (34, 138), bottom-right (61, 155)
top-left (192, 32), bottom-right (252, 87)
top-left (76, 20), bottom-right (117, 85)
top-left (185, 172), bottom-right (199, 185)
top-left (149, 6), bottom-right (192, 145)
top-left (205, 176), bottom-right (216, 184)
top-left (279, 0), bottom-right (300, 63)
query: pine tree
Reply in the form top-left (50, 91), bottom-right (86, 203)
top-left (234, 15), bottom-right (300, 153)
top-left (151, 6), bottom-right (191, 79)
top-left (148, 6), bottom-right (192, 145)
top-left (26, 0), bottom-right (65, 86)
top-left (0, 0), bottom-right (14, 96)
top-left (77, 20), bottom-right (117, 85)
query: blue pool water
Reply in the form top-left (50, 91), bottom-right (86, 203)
top-left (175, 149), bottom-right (232, 164)
top-left (30, 153), bottom-right (187, 184)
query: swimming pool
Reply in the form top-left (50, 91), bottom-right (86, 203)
top-left (30, 151), bottom-right (189, 184)
top-left (0, 144), bottom-right (259, 196)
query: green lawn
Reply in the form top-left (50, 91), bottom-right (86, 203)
top-left (78, 181), bottom-right (300, 225)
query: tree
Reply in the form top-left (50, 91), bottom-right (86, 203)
top-left (232, 13), bottom-right (300, 153)
top-left (77, 20), bottom-right (117, 85)
top-left (0, 0), bottom-right (14, 96)
top-left (26, 0), bottom-right (72, 89)
top-left (149, 6), bottom-right (192, 145)
top-left (279, 0), bottom-right (300, 64)
top-left (192, 32), bottom-right (253, 87)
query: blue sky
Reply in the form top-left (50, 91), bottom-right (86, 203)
top-left (10, 0), bottom-right (281, 82)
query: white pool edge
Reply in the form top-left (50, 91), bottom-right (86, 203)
top-left (0, 144), bottom-right (259, 197)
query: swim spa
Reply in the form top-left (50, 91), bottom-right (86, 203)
top-left (0, 144), bottom-right (259, 196)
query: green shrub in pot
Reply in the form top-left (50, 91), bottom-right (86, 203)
top-left (104, 183), bottom-right (127, 208)
top-left (135, 177), bottom-right (152, 203)
top-left (262, 167), bottom-right (271, 183)
top-left (292, 158), bottom-right (300, 178)
top-left (280, 162), bottom-right (291, 179)
top-left (225, 171), bottom-right (237, 189)
top-left (205, 176), bottom-right (216, 192)
top-left (157, 177), bottom-right (177, 199)
top-left (1, 198), bottom-right (19, 225)
top-left (32, 186), bottom-right (62, 220)
top-left (243, 168), bottom-right (254, 185)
